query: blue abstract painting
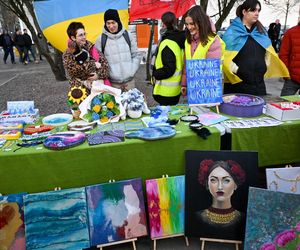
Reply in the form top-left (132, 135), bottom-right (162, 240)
top-left (244, 187), bottom-right (300, 250)
top-left (86, 178), bottom-right (147, 246)
top-left (0, 192), bottom-right (27, 250)
top-left (24, 188), bottom-right (90, 250)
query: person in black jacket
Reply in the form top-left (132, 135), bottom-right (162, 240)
top-left (13, 28), bottom-right (28, 64)
top-left (223, 0), bottom-right (269, 96)
top-left (23, 29), bottom-right (38, 63)
top-left (0, 30), bottom-right (15, 64)
top-left (152, 11), bottom-right (185, 106)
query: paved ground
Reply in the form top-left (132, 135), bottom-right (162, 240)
top-left (0, 55), bottom-right (284, 250)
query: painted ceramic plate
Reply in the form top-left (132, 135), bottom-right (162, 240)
top-left (180, 115), bottom-right (198, 122)
top-left (43, 131), bottom-right (86, 150)
top-left (125, 126), bottom-right (176, 141)
top-left (42, 113), bottom-right (73, 126)
top-left (67, 120), bottom-right (97, 132)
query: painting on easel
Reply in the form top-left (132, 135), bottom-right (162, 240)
top-left (266, 166), bottom-right (300, 194)
top-left (24, 188), bottom-right (90, 250)
top-left (146, 175), bottom-right (185, 238)
top-left (184, 150), bottom-right (258, 241)
top-left (86, 178), bottom-right (147, 246)
top-left (244, 187), bottom-right (300, 249)
top-left (0, 193), bottom-right (27, 250)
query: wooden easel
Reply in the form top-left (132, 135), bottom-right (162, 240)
top-left (97, 238), bottom-right (137, 250)
top-left (200, 237), bottom-right (242, 250)
top-left (152, 234), bottom-right (189, 250)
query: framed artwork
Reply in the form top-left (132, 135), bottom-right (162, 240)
top-left (185, 150), bottom-right (258, 240)
top-left (0, 193), bottom-right (27, 250)
top-left (24, 188), bottom-right (90, 250)
top-left (86, 178), bottom-right (147, 246)
top-left (146, 175), bottom-right (185, 238)
top-left (266, 166), bottom-right (300, 194)
top-left (244, 187), bottom-right (300, 249)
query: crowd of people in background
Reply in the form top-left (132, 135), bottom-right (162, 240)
top-left (0, 27), bottom-right (41, 65)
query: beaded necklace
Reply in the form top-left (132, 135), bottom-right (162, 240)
top-left (206, 207), bottom-right (238, 224)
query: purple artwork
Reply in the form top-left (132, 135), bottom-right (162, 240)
top-left (86, 178), bottom-right (148, 246)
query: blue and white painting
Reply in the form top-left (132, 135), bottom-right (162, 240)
top-left (86, 178), bottom-right (147, 246)
top-left (244, 187), bottom-right (300, 250)
top-left (24, 188), bottom-right (90, 250)
top-left (0, 193), bottom-right (27, 250)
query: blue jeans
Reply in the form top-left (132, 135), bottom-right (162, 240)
top-left (280, 78), bottom-right (300, 96)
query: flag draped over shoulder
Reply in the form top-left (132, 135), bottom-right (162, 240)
top-left (222, 17), bottom-right (289, 84)
top-left (129, 0), bottom-right (195, 21)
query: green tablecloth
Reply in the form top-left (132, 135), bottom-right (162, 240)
top-left (0, 121), bottom-right (220, 194)
top-left (231, 95), bottom-right (300, 166)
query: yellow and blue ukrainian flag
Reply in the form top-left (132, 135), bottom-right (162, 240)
top-left (34, 0), bottom-right (129, 52)
top-left (222, 17), bottom-right (289, 84)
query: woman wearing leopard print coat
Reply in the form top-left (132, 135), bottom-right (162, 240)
top-left (63, 22), bottom-right (109, 94)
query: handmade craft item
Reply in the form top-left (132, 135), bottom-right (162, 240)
top-left (244, 187), bottom-right (300, 250)
top-left (0, 122), bottom-right (24, 131)
top-left (24, 188), bottom-right (90, 250)
top-left (79, 82), bottom-right (126, 124)
top-left (266, 166), bottom-right (300, 194)
top-left (146, 175), bottom-right (185, 238)
top-left (24, 125), bottom-right (54, 135)
top-left (43, 131), bottom-right (86, 150)
top-left (125, 126), bottom-right (176, 140)
top-left (121, 88), bottom-right (150, 119)
top-left (180, 114), bottom-right (198, 122)
top-left (42, 113), bottom-right (73, 126)
top-left (67, 86), bottom-right (88, 106)
top-left (220, 94), bottom-right (265, 117)
top-left (87, 130), bottom-right (125, 145)
top-left (0, 130), bottom-right (22, 140)
top-left (67, 120), bottom-right (97, 132)
top-left (85, 178), bottom-right (147, 245)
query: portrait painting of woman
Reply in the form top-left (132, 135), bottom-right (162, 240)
top-left (184, 150), bottom-right (258, 241)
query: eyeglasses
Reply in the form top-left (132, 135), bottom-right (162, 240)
top-left (76, 32), bottom-right (87, 38)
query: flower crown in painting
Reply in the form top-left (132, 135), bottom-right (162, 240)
top-left (85, 93), bottom-right (120, 123)
top-left (198, 159), bottom-right (246, 186)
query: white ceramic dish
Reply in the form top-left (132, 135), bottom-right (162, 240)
top-left (42, 113), bottom-right (73, 126)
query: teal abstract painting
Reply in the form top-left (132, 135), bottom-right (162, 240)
top-left (244, 187), bottom-right (300, 250)
top-left (24, 188), bottom-right (90, 250)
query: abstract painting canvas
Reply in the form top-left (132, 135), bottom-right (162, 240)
top-left (0, 193), bottom-right (26, 250)
top-left (24, 188), bottom-right (90, 250)
top-left (146, 175), bottom-right (185, 239)
top-left (244, 187), bottom-right (300, 250)
top-left (266, 166), bottom-right (300, 194)
top-left (86, 178), bottom-right (147, 246)
top-left (185, 150), bottom-right (258, 241)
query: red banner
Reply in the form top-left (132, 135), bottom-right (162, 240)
top-left (129, 0), bottom-right (196, 21)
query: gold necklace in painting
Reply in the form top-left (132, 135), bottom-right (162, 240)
top-left (206, 207), bottom-right (238, 224)
top-left (272, 170), bottom-right (300, 193)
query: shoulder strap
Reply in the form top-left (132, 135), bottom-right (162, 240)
top-left (101, 30), bottom-right (131, 53)
top-left (101, 33), bottom-right (108, 53)
top-left (123, 30), bottom-right (131, 51)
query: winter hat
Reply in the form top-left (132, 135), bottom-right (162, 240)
top-left (104, 9), bottom-right (122, 29)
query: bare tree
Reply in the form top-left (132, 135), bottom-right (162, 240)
top-left (0, 0), bottom-right (66, 80)
top-left (264, 0), bottom-right (300, 31)
top-left (0, 3), bottom-right (17, 32)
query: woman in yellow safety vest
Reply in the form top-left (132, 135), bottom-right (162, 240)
top-left (181, 6), bottom-right (224, 97)
top-left (152, 11), bottom-right (186, 106)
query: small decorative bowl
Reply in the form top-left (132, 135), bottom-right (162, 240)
top-left (219, 94), bottom-right (265, 117)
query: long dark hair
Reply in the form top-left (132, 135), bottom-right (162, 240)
top-left (236, 0), bottom-right (265, 33)
top-left (161, 11), bottom-right (178, 31)
top-left (185, 5), bottom-right (215, 45)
